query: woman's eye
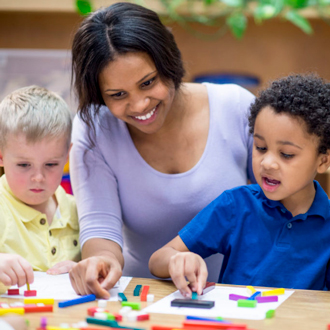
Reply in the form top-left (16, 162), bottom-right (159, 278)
top-left (281, 153), bottom-right (294, 159)
top-left (142, 77), bottom-right (155, 87)
top-left (110, 91), bottom-right (125, 98)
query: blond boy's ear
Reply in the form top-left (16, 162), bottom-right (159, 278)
top-left (0, 149), bottom-right (4, 167)
top-left (317, 150), bottom-right (330, 174)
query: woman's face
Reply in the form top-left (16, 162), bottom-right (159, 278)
top-left (98, 52), bottom-right (176, 135)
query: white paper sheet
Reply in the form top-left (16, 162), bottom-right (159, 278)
top-left (143, 286), bottom-right (294, 320)
top-left (1, 272), bottom-right (132, 301)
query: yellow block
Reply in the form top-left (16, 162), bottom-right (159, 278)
top-left (246, 285), bottom-right (256, 295)
top-left (0, 308), bottom-right (25, 315)
top-left (262, 288), bottom-right (285, 296)
top-left (24, 298), bottom-right (54, 305)
top-left (47, 327), bottom-right (79, 330)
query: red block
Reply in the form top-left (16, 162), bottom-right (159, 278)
top-left (7, 289), bottom-right (19, 295)
top-left (114, 313), bottom-right (123, 321)
top-left (24, 305), bottom-right (53, 313)
top-left (183, 320), bottom-right (247, 329)
top-left (24, 290), bottom-right (37, 297)
top-left (87, 306), bottom-right (109, 316)
top-left (140, 285), bottom-right (150, 301)
top-left (137, 313), bottom-right (149, 321)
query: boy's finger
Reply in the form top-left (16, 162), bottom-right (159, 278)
top-left (17, 258), bottom-right (34, 286)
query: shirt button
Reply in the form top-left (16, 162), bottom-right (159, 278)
top-left (40, 219), bottom-right (46, 225)
top-left (287, 223), bottom-right (293, 229)
top-left (73, 240), bottom-right (78, 247)
top-left (51, 247), bottom-right (56, 255)
top-left (49, 230), bottom-right (52, 236)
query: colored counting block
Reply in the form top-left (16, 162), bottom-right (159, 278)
top-left (7, 288), bottom-right (19, 295)
top-left (98, 299), bottom-right (107, 308)
top-left (118, 292), bottom-right (127, 301)
top-left (58, 294), bottom-right (96, 308)
top-left (256, 295), bottom-right (278, 303)
top-left (121, 301), bottom-right (141, 310)
top-left (114, 313), bottom-right (123, 321)
top-left (147, 294), bottom-right (154, 302)
top-left (229, 294), bottom-right (248, 301)
top-left (262, 288), bottom-right (285, 296)
top-left (94, 312), bottom-right (108, 320)
top-left (0, 308), bottom-right (25, 315)
top-left (87, 307), bottom-right (108, 316)
top-left (140, 285), bottom-right (150, 301)
top-left (183, 320), bottom-right (247, 329)
top-left (24, 305), bottom-right (53, 313)
top-left (237, 299), bottom-right (257, 308)
top-left (266, 309), bottom-right (275, 318)
top-left (171, 299), bottom-right (214, 309)
top-left (247, 291), bottom-right (261, 300)
top-left (137, 313), bottom-right (149, 321)
top-left (191, 292), bottom-right (198, 300)
top-left (119, 306), bottom-right (132, 315)
top-left (246, 286), bottom-right (256, 295)
top-left (134, 284), bottom-right (142, 296)
top-left (86, 317), bottom-right (119, 328)
top-left (24, 298), bottom-right (54, 305)
top-left (24, 290), bottom-right (37, 297)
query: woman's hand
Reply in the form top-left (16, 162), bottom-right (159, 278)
top-left (47, 260), bottom-right (77, 275)
top-left (169, 251), bottom-right (208, 297)
top-left (69, 254), bottom-right (122, 299)
top-left (0, 253), bottom-right (34, 287)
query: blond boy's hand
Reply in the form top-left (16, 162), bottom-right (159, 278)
top-left (0, 253), bottom-right (34, 287)
top-left (46, 260), bottom-right (77, 275)
top-left (169, 251), bottom-right (208, 298)
top-left (2, 316), bottom-right (27, 330)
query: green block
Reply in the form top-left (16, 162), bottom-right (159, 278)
top-left (266, 309), bottom-right (275, 318)
top-left (86, 317), bottom-right (119, 327)
top-left (121, 301), bottom-right (141, 310)
top-left (105, 313), bottom-right (115, 320)
top-left (216, 317), bottom-right (224, 321)
top-left (191, 292), bottom-right (198, 300)
top-left (237, 299), bottom-right (257, 308)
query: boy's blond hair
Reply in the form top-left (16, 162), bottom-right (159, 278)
top-left (0, 85), bottom-right (72, 150)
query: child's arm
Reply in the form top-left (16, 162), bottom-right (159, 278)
top-left (47, 260), bottom-right (77, 275)
top-left (149, 235), bottom-right (208, 297)
top-left (0, 316), bottom-right (27, 330)
top-left (0, 253), bottom-right (34, 287)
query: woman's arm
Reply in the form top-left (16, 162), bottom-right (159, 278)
top-left (69, 238), bottom-right (124, 298)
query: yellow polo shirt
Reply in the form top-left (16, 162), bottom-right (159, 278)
top-left (0, 175), bottom-right (81, 271)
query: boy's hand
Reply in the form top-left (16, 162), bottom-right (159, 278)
top-left (47, 260), bottom-right (77, 275)
top-left (0, 253), bottom-right (34, 287)
top-left (169, 251), bottom-right (208, 298)
top-left (69, 254), bottom-right (122, 299)
top-left (2, 316), bottom-right (28, 330)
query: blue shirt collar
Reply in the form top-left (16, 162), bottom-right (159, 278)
top-left (258, 180), bottom-right (330, 220)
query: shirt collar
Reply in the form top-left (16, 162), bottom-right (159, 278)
top-left (257, 180), bottom-right (330, 220)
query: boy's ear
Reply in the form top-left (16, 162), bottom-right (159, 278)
top-left (317, 150), bottom-right (330, 174)
top-left (0, 149), bottom-right (4, 167)
top-left (66, 143), bottom-right (73, 162)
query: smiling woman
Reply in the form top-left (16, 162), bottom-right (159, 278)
top-left (69, 2), bottom-right (256, 298)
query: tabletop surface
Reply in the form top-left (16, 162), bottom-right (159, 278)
top-left (1, 277), bottom-right (330, 330)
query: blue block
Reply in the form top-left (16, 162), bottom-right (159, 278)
top-left (58, 294), bottom-right (96, 308)
top-left (118, 292), bottom-right (127, 301)
top-left (133, 284), bottom-right (142, 296)
top-left (247, 291), bottom-right (261, 300)
top-left (191, 292), bottom-right (198, 300)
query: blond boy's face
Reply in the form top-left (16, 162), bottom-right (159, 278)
top-left (0, 133), bottom-right (70, 211)
top-left (252, 106), bottom-right (329, 213)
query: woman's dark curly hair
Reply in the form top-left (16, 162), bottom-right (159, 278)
top-left (72, 2), bottom-right (185, 137)
top-left (249, 74), bottom-right (330, 154)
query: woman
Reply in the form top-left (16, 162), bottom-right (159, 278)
top-left (69, 2), bottom-right (255, 298)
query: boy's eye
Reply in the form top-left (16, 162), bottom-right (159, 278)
top-left (17, 163), bottom-right (30, 168)
top-left (46, 163), bottom-right (58, 167)
top-left (255, 146), bottom-right (267, 152)
top-left (281, 153), bottom-right (294, 159)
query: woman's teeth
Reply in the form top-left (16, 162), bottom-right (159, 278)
top-left (134, 107), bottom-right (156, 120)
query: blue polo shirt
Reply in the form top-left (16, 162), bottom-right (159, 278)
top-left (179, 181), bottom-right (330, 290)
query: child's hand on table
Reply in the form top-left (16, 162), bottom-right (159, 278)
top-left (169, 251), bottom-right (208, 298)
top-left (47, 260), bottom-right (77, 275)
top-left (2, 316), bottom-right (28, 330)
top-left (0, 253), bottom-right (34, 287)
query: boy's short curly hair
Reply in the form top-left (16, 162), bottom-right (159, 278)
top-left (249, 74), bottom-right (330, 154)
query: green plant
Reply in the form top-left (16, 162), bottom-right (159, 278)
top-left (75, 0), bottom-right (330, 39)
